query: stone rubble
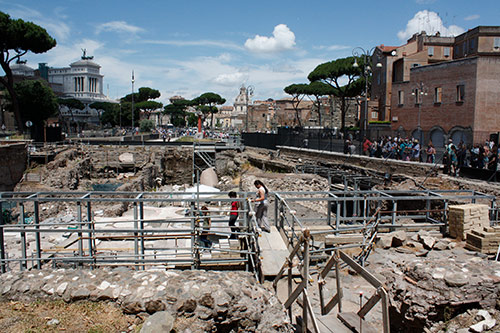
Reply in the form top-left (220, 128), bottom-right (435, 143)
top-left (428, 308), bottom-right (500, 333)
top-left (368, 246), bottom-right (500, 332)
top-left (0, 268), bottom-right (291, 332)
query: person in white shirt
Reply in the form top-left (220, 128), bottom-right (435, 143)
top-left (251, 180), bottom-right (270, 233)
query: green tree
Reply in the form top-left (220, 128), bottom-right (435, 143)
top-left (164, 99), bottom-right (192, 127)
top-left (284, 83), bottom-right (309, 127)
top-left (90, 102), bottom-right (119, 126)
top-left (193, 92), bottom-right (226, 129)
top-left (135, 100), bottom-right (163, 119)
top-left (304, 81), bottom-right (335, 127)
top-left (57, 98), bottom-right (84, 110)
top-left (0, 11), bottom-right (56, 132)
top-left (139, 119), bottom-right (154, 132)
top-left (58, 98), bottom-right (85, 133)
top-left (121, 87), bottom-right (161, 123)
top-left (13, 80), bottom-right (58, 138)
top-left (121, 87), bottom-right (160, 103)
top-left (186, 112), bottom-right (198, 127)
top-left (308, 57), bottom-right (364, 134)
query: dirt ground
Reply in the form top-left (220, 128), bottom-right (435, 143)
top-left (0, 300), bottom-right (140, 333)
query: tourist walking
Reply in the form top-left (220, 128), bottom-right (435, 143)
top-left (252, 180), bottom-right (270, 233)
top-left (228, 191), bottom-right (239, 239)
top-left (426, 143), bottom-right (436, 163)
top-left (197, 206), bottom-right (212, 249)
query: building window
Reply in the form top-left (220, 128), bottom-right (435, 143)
top-left (444, 47), bottom-right (450, 57)
top-left (494, 37), bottom-right (500, 49)
top-left (398, 90), bottom-right (404, 105)
top-left (414, 89), bottom-right (422, 104)
top-left (428, 47), bottom-right (434, 56)
top-left (371, 111), bottom-right (378, 119)
top-left (469, 38), bottom-right (475, 51)
top-left (434, 87), bottom-right (442, 103)
top-left (456, 85), bottom-right (465, 102)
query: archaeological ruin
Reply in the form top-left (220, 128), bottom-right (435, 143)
top-left (1, 140), bottom-right (500, 332)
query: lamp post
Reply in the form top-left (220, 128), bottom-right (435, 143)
top-left (352, 47), bottom-right (382, 143)
top-left (244, 85), bottom-right (254, 132)
top-left (131, 70), bottom-right (135, 136)
top-left (411, 81), bottom-right (427, 145)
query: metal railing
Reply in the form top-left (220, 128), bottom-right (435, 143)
top-left (272, 189), bottom-right (496, 264)
top-left (0, 191), bottom-right (260, 279)
top-left (272, 229), bottom-right (390, 333)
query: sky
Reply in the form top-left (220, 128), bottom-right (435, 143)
top-left (1, 0), bottom-right (499, 106)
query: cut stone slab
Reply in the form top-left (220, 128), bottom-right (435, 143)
top-left (140, 311), bottom-right (174, 333)
top-left (200, 167), bottom-right (218, 187)
top-left (391, 230), bottom-right (407, 247)
top-left (444, 272), bottom-right (468, 287)
top-left (421, 236), bottom-right (436, 250)
top-left (378, 236), bottom-right (392, 249)
top-left (118, 152), bottom-right (135, 164)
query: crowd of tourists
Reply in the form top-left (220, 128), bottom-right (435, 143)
top-left (345, 136), bottom-right (499, 175)
top-left (351, 136), bottom-right (431, 162)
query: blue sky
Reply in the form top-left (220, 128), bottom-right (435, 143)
top-left (1, 0), bottom-right (499, 105)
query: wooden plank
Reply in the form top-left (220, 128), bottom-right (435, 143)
top-left (259, 226), bottom-right (291, 277)
top-left (338, 312), bottom-right (379, 333)
top-left (339, 251), bottom-right (383, 288)
top-left (316, 315), bottom-right (352, 333)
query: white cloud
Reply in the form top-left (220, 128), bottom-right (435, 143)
top-left (142, 39), bottom-right (243, 51)
top-left (213, 72), bottom-right (249, 86)
top-left (314, 45), bottom-right (351, 51)
top-left (7, 4), bottom-right (71, 42)
top-left (397, 10), bottom-right (465, 41)
top-left (244, 24), bottom-right (296, 53)
top-left (465, 14), bottom-right (480, 21)
top-left (96, 21), bottom-right (145, 34)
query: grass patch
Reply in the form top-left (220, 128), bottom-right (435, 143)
top-left (0, 300), bottom-right (138, 333)
top-left (176, 136), bottom-right (217, 143)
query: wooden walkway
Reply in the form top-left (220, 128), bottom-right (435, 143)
top-left (258, 226), bottom-right (290, 278)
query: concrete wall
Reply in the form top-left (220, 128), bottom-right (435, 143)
top-left (277, 146), bottom-right (437, 177)
top-left (0, 143), bottom-right (27, 191)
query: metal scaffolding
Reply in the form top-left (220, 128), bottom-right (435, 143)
top-left (273, 189), bottom-right (496, 264)
top-left (0, 191), bottom-right (260, 278)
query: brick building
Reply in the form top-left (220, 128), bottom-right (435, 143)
top-left (373, 26), bottom-right (500, 146)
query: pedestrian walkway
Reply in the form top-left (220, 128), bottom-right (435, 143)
top-left (258, 226), bottom-right (289, 278)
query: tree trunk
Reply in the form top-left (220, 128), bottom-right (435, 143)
top-left (0, 54), bottom-right (26, 134)
top-left (341, 97), bottom-right (346, 138)
top-left (0, 71), bottom-right (23, 133)
top-left (317, 99), bottom-right (322, 127)
top-left (294, 98), bottom-right (302, 127)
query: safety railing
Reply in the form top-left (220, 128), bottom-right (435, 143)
top-left (273, 228), bottom-right (390, 333)
top-left (273, 229), bottom-right (319, 333)
top-left (317, 249), bottom-right (390, 333)
top-left (272, 189), bottom-right (496, 265)
top-left (0, 191), bottom-right (260, 279)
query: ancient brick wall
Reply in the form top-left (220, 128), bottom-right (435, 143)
top-left (0, 143), bottom-right (27, 191)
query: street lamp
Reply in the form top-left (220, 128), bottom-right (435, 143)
top-left (411, 81), bottom-right (427, 145)
top-left (131, 70), bottom-right (135, 135)
top-left (244, 85), bottom-right (254, 132)
top-left (352, 47), bottom-right (382, 141)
